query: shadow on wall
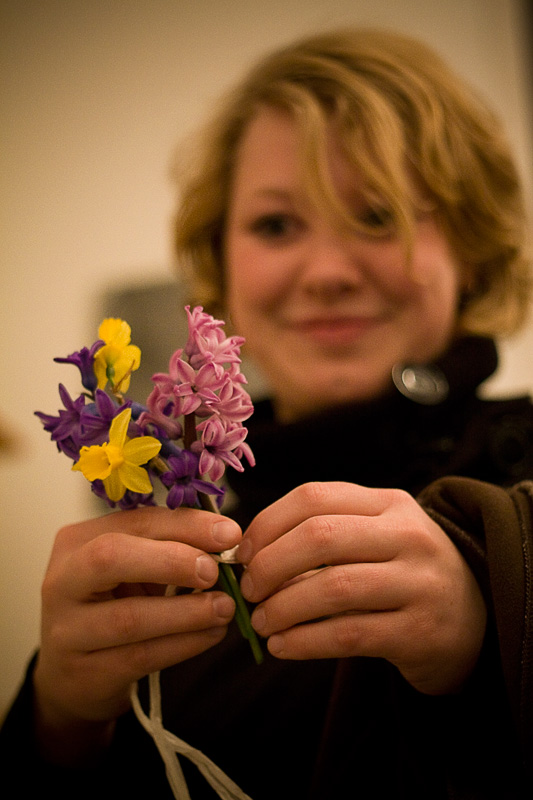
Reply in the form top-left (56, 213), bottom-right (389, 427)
top-left (99, 279), bottom-right (270, 404)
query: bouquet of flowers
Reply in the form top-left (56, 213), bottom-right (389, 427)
top-left (36, 305), bottom-right (262, 665)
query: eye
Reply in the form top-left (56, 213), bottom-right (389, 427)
top-left (357, 205), bottom-right (395, 232)
top-left (249, 213), bottom-right (300, 240)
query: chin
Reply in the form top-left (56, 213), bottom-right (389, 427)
top-left (277, 380), bottom-right (387, 422)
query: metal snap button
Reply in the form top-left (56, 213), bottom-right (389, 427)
top-left (392, 364), bottom-right (449, 405)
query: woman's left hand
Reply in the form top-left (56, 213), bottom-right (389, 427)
top-left (238, 482), bottom-right (487, 695)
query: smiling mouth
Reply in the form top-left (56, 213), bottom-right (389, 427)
top-left (290, 316), bottom-right (380, 346)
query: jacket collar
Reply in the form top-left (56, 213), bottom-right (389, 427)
top-left (227, 337), bottom-right (499, 522)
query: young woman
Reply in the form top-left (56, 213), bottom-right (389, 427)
top-left (2, 28), bottom-right (532, 798)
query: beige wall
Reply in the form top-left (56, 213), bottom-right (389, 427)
top-left (1, 0), bottom-right (532, 719)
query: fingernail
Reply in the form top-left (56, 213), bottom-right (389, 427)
top-left (213, 594), bottom-right (235, 620)
top-left (237, 538), bottom-right (253, 564)
top-left (196, 554), bottom-right (218, 583)
top-left (268, 634), bottom-right (284, 656)
top-left (212, 520), bottom-right (240, 548)
top-left (251, 606), bottom-right (266, 633)
top-left (240, 570), bottom-right (253, 599)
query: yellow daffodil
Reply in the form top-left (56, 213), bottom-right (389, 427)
top-left (93, 318), bottom-right (141, 393)
top-left (72, 408), bottom-right (161, 502)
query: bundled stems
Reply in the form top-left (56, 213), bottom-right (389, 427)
top-left (199, 491), bottom-right (263, 665)
top-left (150, 421), bottom-right (262, 664)
top-left (217, 562), bottom-right (263, 665)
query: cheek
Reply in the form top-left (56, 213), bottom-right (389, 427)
top-left (396, 233), bottom-right (462, 313)
top-left (225, 255), bottom-right (268, 345)
top-left (225, 240), bottom-right (284, 320)
top-left (422, 253), bottom-right (462, 322)
top-left (406, 257), bottom-right (462, 352)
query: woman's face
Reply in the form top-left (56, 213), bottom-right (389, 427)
top-left (224, 107), bottom-right (463, 421)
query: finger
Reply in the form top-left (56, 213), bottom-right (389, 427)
top-left (57, 533), bottom-right (224, 598)
top-left (240, 513), bottom-right (399, 603)
top-left (85, 625), bottom-right (232, 700)
top-left (117, 627), bottom-right (231, 678)
top-left (64, 591), bottom-right (236, 650)
top-left (250, 563), bottom-right (407, 636)
top-left (238, 482), bottom-right (400, 562)
top-left (59, 626), bottom-right (232, 718)
top-left (56, 506), bottom-right (242, 553)
top-left (264, 608), bottom-right (403, 661)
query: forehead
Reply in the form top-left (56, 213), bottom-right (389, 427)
top-left (233, 107), bottom-right (304, 178)
top-left (231, 105), bottom-right (364, 201)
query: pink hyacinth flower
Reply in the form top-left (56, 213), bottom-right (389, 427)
top-left (192, 416), bottom-right (253, 482)
top-left (185, 305), bottom-right (245, 371)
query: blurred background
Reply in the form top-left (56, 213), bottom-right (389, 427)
top-left (1, 0), bottom-right (532, 719)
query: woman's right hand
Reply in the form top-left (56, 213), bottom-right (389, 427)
top-left (33, 506), bottom-right (241, 764)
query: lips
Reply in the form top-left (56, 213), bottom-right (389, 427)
top-left (288, 315), bottom-right (381, 347)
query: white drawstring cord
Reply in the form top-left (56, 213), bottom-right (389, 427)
top-left (129, 581), bottom-right (253, 800)
top-left (130, 673), bottom-right (253, 800)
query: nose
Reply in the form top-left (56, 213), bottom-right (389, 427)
top-left (300, 228), bottom-right (365, 301)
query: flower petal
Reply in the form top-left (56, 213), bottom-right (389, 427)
top-left (108, 408), bottom-right (132, 447)
top-left (93, 355), bottom-right (110, 390)
top-left (118, 462), bottom-right (154, 495)
top-left (113, 345), bottom-right (141, 383)
top-left (123, 435), bottom-right (161, 465)
top-left (98, 318), bottom-right (132, 348)
top-left (103, 470), bottom-right (126, 502)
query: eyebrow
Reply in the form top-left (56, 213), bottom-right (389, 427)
top-left (242, 186), bottom-right (310, 208)
top-left (247, 187), bottom-right (294, 198)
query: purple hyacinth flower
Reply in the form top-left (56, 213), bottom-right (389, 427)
top-left (79, 389), bottom-right (133, 446)
top-left (54, 339), bottom-right (104, 393)
top-left (90, 479), bottom-right (155, 510)
top-left (161, 450), bottom-right (225, 509)
top-left (35, 383), bottom-right (86, 460)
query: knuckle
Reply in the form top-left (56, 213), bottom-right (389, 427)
top-left (408, 521), bottom-right (440, 558)
top-left (111, 602), bottom-right (143, 642)
top-left (384, 491), bottom-right (440, 554)
top-left (331, 614), bottom-right (359, 654)
top-left (54, 524), bottom-right (75, 549)
top-left (45, 618), bottom-right (68, 651)
top-left (385, 487), bottom-right (412, 507)
top-left (391, 488), bottom-right (413, 506)
top-left (305, 514), bottom-right (336, 553)
top-left (384, 488), bottom-right (416, 521)
top-left (49, 523), bottom-right (84, 563)
top-left (323, 565), bottom-right (355, 605)
top-left (295, 481), bottom-right (336, 509)
top-left (40, 569), bottom-right (60, 606)
top-left (84, 533), bottom-right (123, 576)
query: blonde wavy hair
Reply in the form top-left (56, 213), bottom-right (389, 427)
top-left (173, 28), bottom-right (531, 337)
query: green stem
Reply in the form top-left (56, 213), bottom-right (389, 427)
top-left (198, 489), bottom-right (263, 665)
top-left (218, 562), bottom-right (263, 665)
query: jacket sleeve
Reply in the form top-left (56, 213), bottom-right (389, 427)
top-left (418, 476), bottom-right (533, 778)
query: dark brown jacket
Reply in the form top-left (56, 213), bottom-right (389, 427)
top-left (2, 337), bottom-right (532, 797)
